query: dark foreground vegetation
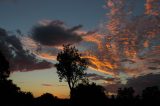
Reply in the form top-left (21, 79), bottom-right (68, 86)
top-left (1, 79), bottom-right (160, 106)
top-left (1, 47), bottom-right (160, 106)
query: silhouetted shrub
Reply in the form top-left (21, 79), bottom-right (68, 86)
top-left (142, 86), bottom-right (160, 105)
top-left (71, 82), bottom-right (107, 105)
top-left (34, 93), bottom-right (57, 106)
top-left (117, 87), bottom-right (135, 99)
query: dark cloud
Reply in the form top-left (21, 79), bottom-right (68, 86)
top-left (85, 30), bottom-right (97, 35)
top-left (102, 73), bottom-right (160, 94)
top-left (36, 45), bottom-right (60, 57)
top-left (149, 59), bottom-right (160, 65)
top-left (42, 83), bottom-right (53, 87)
top-left (31, 20), bottom-right (83, 46)
top-left (68, 24), bottom-right (83, 32)
top-left (148, 67), bottom-right (160, 70)
top-left (125, 73), bottom-right (160, 94)
top-left (86, 73), bottom-right (97, 77)
top-left (0, 28), bottom-right (7, 36)
top-left (121, 59), bottom-right (136, 64)
top-left (86, 73), bottom-right (115, 81)
top-left (0, 27), bottom-right (53, 72)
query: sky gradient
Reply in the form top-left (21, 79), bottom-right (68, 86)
top-left (0, 0), bottom-right (106, 32)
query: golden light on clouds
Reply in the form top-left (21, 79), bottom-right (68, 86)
top-left (80, 0), bottom-right (160, 79)
top-left (83, 33), bottom-right (104, 51)
top-left (82, 55), bottom-right (113, 69)
top-left (19, 0), bottom-right (160, 83)
top-left (37, 53), bottom-right (56, 60)
top-left (145, 0), bottom-right (160, 16)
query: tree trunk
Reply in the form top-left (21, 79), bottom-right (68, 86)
top-left (68, 81), bottom-right (72, 91)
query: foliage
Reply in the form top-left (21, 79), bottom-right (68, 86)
top-left (117, 87), bottom-right (135, 99)
top-left (71, 82), bottom-right (106, 105)
top-left (55, 44), bottom-right (88, 90)
top-left (0, 51), bottom-right (10, 80)
top-left (142, 86), bottom-right (160, 100)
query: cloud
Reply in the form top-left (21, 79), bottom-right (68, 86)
top-left (121, 59), bottom-right (136, 64)
top-left (148, 67), bottom-right (160, 70)
top-left (31, 20), bottom-right (83, 46)
top-left (77, 0), bottom-right (160, 79)
top-left (102, 73), bottom-right (160, 95)
top-left (125, 73), bottom-right (160, 94)
top-left (68, 25), bottom-right (83, 32)
top-left (21, 36), bottom-right (61, 61)
top-left (86, 73), bottom-right (115, 81)
top-left (0, 28), bottom-right (7, 36)
top-left (0, 27), bottom-right (53, 72)
top-left (86, 73), bottom-right (99, 77)
top-left (42, 83), bottom-right (53, 87)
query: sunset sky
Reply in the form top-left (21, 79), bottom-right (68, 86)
top-left (0, 0), bottom-right (160, 98)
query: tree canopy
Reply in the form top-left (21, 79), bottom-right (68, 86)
top-left (55, 44), bottom-right (88, 91)
top-left (0, 51), bottom-right (10, 80)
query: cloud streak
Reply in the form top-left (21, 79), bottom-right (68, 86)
top-left (42, 83), bottom-right (53, 87)
top-left (86, 73), bottom-right (115, 81)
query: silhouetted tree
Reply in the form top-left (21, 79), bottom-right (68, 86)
top-left (117, 87), bottom-right (135, 99)
top-left (142, 86), bottom-right (160, 99)
top-left (142, 86), bottom-right (160, 105)
top-left (55, 44), bottom-right (88, 92)
top-left (0, 51), bottom-right (10, 80)
top-left (0, 79), bottom-right (20, 105)
top-left (0, 50), bottom-right (34, 106)
top-left (116, 87), bottom-right (136, 106)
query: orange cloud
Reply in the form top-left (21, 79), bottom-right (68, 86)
top-left (37, 53), bottom-right (56, 60)
top-left (145, 0), bottom-right (160, 16)
top-left (83, 32), bottom-right (105, 51)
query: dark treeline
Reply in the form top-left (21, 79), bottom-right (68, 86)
top-left (1, 48), bottom-right (160, 106)
top-left (1, 79), bottom-right (160, 106)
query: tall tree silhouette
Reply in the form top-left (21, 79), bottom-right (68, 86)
top-left (0, 51), bottom-right (10, 80)
top-left (55, 44), bottom-right (88, 91)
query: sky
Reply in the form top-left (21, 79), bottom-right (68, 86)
top-left (0, 0), bottom-right (106, 32)
top-left (0, 0), bottom-right (160, 98)
top-left (0, 0), bottom-right (106, 98)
